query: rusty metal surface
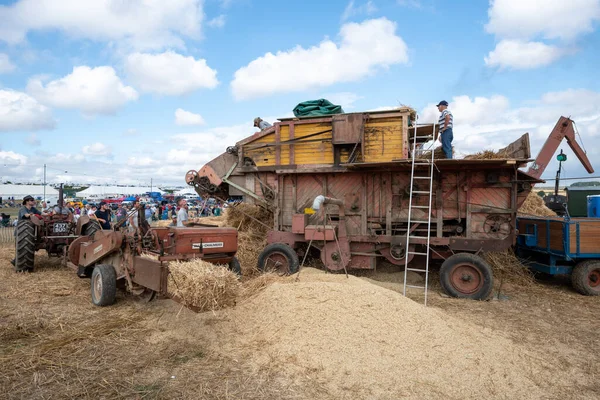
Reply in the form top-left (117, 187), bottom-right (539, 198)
top-left (165, 227), bottom-right (237, 258)
top-left (292, 214), bottom-right (307, 234)
top-left (449, 263), bottom-right (484, 295)
top-left (131, 256), bottom-right (168, 294)
top-left (78, 231), bottom-right (123, 267)
top-left (304, 225), bottom-right (335, 241)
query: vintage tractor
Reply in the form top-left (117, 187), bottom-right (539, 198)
top-left (66, 206), bottom-right (239, 307)
top-left (14, 185), bottom-right (100, 272)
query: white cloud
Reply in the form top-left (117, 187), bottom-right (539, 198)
top-left (208, 15), bottom-right (226, 28)
top-left (27, 66), bottom-right (138, 116)
top-left (0, 0), bottom-right (204, 50)
top-left (125, 51), bottom-right (219, 95)
top-left (486, 0), bottom-right (600, 41)
top-left (341, 1), bottom-right (377, 21)
top-left (484, 0), bottom-right (600, 69)
top-left (175, 108), bottom-right (206, 126)
top-left (25, 133), bottom-right (40, 146)
top-left (0, 89), bottom-right (55, 132)
top-left (231, 18), bottom-right (409, 100)
top-left (82, 142), bottom-right (113, 157)
top-left (484, 40), bottom-right (569, 69)
top-left (124, 128), bottom-right (139, 137)
top-left (0, 53), bottom-right (15, 73)
top-left (322, 92), bottom-right (363, 109)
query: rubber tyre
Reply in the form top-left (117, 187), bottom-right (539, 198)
top-left (572, 260), bottom-right (600, 296)
top-left (228, 256), bottom-right (242, 276)
top-left (15, 220), bottom-right (36, 272)
top-left (90, 264), bottom-right (117, 306)
top-left (84, 220), bottom-right (101, 238)
top-left (440, 253), bottom-right (494, 300)
top-left (258, 243), bottom-right (300, 275)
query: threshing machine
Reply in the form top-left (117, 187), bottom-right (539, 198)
top-left (186, 109), bottom-right (594, 299)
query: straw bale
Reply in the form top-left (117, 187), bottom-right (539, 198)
top-left (518, 192), bottom-right (556, 217)
top-left (168, 259), bottom-right (240, 311)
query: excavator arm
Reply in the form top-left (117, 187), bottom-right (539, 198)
top-left (526, 116), bottom-right (594, 180)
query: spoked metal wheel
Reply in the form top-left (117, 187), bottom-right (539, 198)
top-left (258, 243), bottom-right (300, 275)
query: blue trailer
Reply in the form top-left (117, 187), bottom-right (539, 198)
top-left (516, 216), bottom-right (600, 295)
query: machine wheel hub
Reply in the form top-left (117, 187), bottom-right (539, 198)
top-left (588, 269), bottom-right (600, 288)
top-left (450, 264), bottom-right (483, 294)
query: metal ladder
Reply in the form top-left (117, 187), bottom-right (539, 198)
top-left (403, 122), bottom-right (436, 305)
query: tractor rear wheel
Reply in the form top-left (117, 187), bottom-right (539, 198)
top-left (440, 253), bottom-right (493, 300)
top-left (572, 260), bottom-right (600, 296)
top-left (91, 264), bottom-right (117, 306)
top-left (258, 243), bottom-right (299, 275)
top-left (15, 220), bottom-right (36, 272)
top-left (228, 256), bottom-right (242, 276)
top-left (84, 220), bottom-right (101, 238)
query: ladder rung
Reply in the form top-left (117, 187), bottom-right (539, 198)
top-left (413, 163), bottom-right (431, 166)
top-left (407, 267), bottom-right (428, 272)
top-left (410, 220), bottom-right (431, 224)
top-left (412, 191), bottom-right (431, 194)
top-left (409, 235), bottom-right (429, 240)
top-left (411, 205), bottom-right (430, 209)
top-left (407, 252), bottom-right (428, 256)
top-left (405, 284), bottom-right (426, 289)
top-left (413, 176), bottom-right (431, 180)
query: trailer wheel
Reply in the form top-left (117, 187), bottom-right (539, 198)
top-left (84, 220), bottom-right (101, 238)
top-left (440, 253), bottom-right (493, 300)
top-left (228, 256), bottom-right (242, 276)
top-left (91, 264), bottom-right (117, 306)
top-left (572, 260), bottom-right (600, 296)
top-left (15, 220), bottom-right (36, 272)
top-left (258, 243), bottom-right (299, 275)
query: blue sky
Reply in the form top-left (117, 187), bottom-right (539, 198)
top-left (0, 0), bottom-right (599, 187)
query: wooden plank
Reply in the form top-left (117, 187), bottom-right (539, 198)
top-left (570, 221), bottom-right (600, 254)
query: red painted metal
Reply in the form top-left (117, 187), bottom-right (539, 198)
top-left (527, 116), bottom-right (594, 180)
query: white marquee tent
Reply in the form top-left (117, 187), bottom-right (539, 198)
top-left (173, 188), bottom-right (197, 196)
top-left (76, 186), bottom-right (165, 198)
top-left (0, 184), bottom-right (59, 199)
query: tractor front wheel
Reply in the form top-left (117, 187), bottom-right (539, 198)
top-left (258, 243), bottom-right (299, 275)
top-left (91, 264), bottom-right (117, 306)
top-left (15, 220), bottom-right (36, 272)
top-left (440, 253), bottom-right (493, 300)
top-left (572, 260), bottom-right (600, 296)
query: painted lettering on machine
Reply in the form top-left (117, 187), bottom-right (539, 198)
top-left (192, 242), bottom-right (224, 249)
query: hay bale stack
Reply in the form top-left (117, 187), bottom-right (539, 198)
top-left (168, 259), bottom-right (240, 311)
top-left (518, 192), bottom-right (556, 217)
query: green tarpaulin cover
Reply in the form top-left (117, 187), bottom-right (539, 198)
top-left (292, 99), bottom-right (344, 117)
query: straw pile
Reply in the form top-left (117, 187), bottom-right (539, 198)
top-left (464, 149), bottom-right (508, 159)
top-left (224, 203), bottom-right (273, 275)
top-left (518, 192), bottom-right (556, 217)
top-left (168, 259), bottom-right (240, 311)
top-left (484, 249), bottom-right (534, 287)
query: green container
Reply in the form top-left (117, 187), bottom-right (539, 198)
top-left (566, 187), bottom-right (600, 217)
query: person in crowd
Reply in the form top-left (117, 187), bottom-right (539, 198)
top-left (11, 195), bottom-right (42, 270)
top-left (83, 204), bottom-right (91, 216)
top-left (116, 204), bottom-right (127, 224)
top-left (93, 202), bottom-right (111, 230)
top-left (171, 205), bottom-right (177, 219)
top-left (88, 204), bottom-right (97, 217)
top-left (253, 117), bottom-right (272, 130)
top-left (144, 204), bottom-right (152, 221)
top-left (129, 200), bottom-right (140, 230)
top-left (176, 197), bottom-right (191, 227)
top-left (162, 205), bottom-right (169, 220)
top-left (436, 100), bottom-right (454, 159)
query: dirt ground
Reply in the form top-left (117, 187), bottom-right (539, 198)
top-left (1, 243), bottom-right (599, 400)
